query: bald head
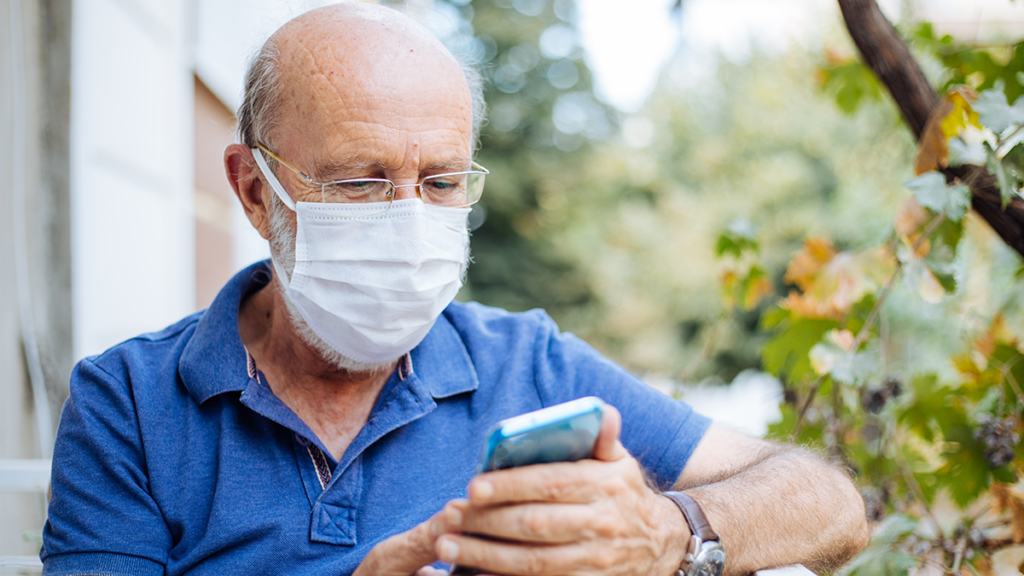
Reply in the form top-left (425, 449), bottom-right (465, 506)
top-left (238, 3), bottom-right (484, 159)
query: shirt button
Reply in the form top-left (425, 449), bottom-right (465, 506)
top-left (295, 433), bottom-right (312, 447)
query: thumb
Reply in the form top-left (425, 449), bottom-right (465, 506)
top-left (593, 403), bottom-right (629, 462)
top-left (353, 511), bottom-right (448, 576)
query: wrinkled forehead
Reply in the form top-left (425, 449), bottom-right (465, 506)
top-left (270, 6), bottom-right (472, 151)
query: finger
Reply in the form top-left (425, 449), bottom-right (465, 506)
top-left (437, 534), bottom-right (608, 576)
top-left (593, 403), bottom-right (629, 462)
top-left (353, 511), bottom-right (451, 576)
top-left (414, 567), bottom-right (448, 576)
top-left (468, 460), bottom-right (615, 506)
top-left (446, 500), bottom-right (608, 544)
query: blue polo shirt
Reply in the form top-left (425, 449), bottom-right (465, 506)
top-left (41, 261), bottom-right (710, 576)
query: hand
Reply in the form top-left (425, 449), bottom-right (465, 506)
top-left (435, 405), bottom-right (690, 576)
top-left (352, 510), bottom-right (455, 576)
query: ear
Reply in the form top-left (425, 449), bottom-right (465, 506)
top-left (225, 143), bottom-right (273, 240)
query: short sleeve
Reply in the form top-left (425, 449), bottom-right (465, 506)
top-left (41, 357), bottom-right (170, 576)
top-left (528, 311), bottom-right (712, 489)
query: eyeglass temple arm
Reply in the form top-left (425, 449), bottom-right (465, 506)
top-left (252, 148), bottom-right (297, 211)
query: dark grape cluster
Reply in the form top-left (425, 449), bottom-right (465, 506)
top-left (973, 416), bottom-right (1019, 468)
top-left (862, 377), bottom-right (903, 414)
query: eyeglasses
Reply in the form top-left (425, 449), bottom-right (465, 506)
top-left (256, 144), bottom-right (487, 213)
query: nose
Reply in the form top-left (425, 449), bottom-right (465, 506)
top-left (391, 182), bottom-right (421, 201)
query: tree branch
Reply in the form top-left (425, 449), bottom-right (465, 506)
top-left (837, 0), bottom-right (1024, 259)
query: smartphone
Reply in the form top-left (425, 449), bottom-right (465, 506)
top-left (449, 397), bottom-right (606, 576)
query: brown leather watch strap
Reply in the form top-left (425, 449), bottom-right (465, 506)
top-left (663, 491), bottom-right (720, 544)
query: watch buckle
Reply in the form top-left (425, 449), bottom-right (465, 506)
top-left (684, 534), bottom-right (703, 564)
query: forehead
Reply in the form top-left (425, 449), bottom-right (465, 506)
top-left (270, 9), bottom-right (473, 171)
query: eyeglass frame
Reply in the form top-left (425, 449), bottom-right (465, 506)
top-left (255, 143), bottom-right (489, 210)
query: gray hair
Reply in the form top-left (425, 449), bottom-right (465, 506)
top-left (237, 39), bottom-right (486, 153)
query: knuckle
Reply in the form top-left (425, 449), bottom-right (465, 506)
top-left (521, 510), bottom-right (550, 539)
top-left (542, 473), bottom-right (572, 501)
top-left (591, 547), bottom-right (618, 569)
top-left (590, 511), bottom-right (619, 538)
top-left (599, 474), bottom-right (631, 496)
top-left (523, 548), bottom-right (548, 575)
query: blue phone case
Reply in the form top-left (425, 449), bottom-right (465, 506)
top-left (450, 397), bottom-right (606, 576)
top-left (479, 396), bottom-right (605, 472)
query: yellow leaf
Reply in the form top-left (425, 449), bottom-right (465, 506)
top-left (743, 276), bottom-right (774, 310)
top-left (992, 483), bottom-right (1024, 544)
top-left (918, 267), bottom-right (945, 304)
top-left (828, 329), bottom-right (856, 352)
top-left (941, 86), bottom-right (981, 139)
top-left (893, 197), bottom-right (932, 257)
top-left (784, 237), bottom-right (838, 289)
top-left (913, 86), bottom-right (981, 175)
top-left (915, 99), bottom-right (953, 175)
top-left (782, 239), bottom-right (896, 320)
top-left (782, 292), bottom-right (845, 320)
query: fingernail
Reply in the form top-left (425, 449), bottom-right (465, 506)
top-left (439, 539), bottom-right (460, 561)
top-left (445, 505), bottom-right (463, 527)
top-left (472, 480), bottom-right (494, 500)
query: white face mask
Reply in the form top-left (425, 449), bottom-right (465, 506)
top-left (253, 149), bottom-right (471, 365)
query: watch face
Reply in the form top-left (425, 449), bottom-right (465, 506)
top-left (692, 545), bottom-right (726, 576)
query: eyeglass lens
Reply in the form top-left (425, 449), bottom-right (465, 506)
top-left (320, 172), bottom-right (486, 208)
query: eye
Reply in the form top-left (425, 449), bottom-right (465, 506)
top-left (422, 174), bottom-right (467, 197)
top-left (322, 179), bottom-right (392, 203)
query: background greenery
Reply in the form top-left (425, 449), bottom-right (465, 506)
top-left (444, 0), bottom-right (1024, 572)
top-left (450, 0), bottom-right (913, 382)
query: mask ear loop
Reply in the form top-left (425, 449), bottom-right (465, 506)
top-left (251, 148), bottom-right (297, 287)
top-left (252, 148), bottom-right (297, 211)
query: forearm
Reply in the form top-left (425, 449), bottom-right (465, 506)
top-left (676, 444), bottom-right (869, 575)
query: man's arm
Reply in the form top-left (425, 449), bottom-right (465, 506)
top-left (432, 407), bottom-right (869, 576)
top-left (677, 424), bottom-right (870, 574)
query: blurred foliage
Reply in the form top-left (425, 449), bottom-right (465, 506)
top-left (444, 0), bottom-right (915, 383)
top-left (439, 0), bottom-right (1024, 572)
top-left (758, 19), bottom-right (1024, 576)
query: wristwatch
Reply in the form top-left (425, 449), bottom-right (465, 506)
top-left (663, 491), bottom-right (726, 576)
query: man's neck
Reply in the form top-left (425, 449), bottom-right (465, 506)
top-left (238, 279), bottom-right (396, 461)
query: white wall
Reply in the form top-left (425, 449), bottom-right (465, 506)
top-left (70, 0), bottom-right (195, 359)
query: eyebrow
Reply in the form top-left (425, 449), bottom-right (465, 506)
top-left (311, 154), bottom-right (474, 181)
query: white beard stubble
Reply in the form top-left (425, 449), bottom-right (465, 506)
top-left (266, 192), bottom-right (399, 374)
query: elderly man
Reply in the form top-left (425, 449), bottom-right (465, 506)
top-left (41, 4), bottom-right (867, 576)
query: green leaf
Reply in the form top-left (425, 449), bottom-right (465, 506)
top-left (989, 151), bottom-right (1020, 208)
top-left (715, 220), bottom-right (759, 258)
top-left (809, 340), bottom-right (879, 384)
top-left (762, 316), bottom-right (838, 386)
top-left (715, 235), bottom-right (743, 258)
top-left (819, 61), bottom-right (883, 114)
top-left (1004, 142), bottom-right (1024, 175)
top-left (898, 374), bottom-right (952, 444)
top-left (905, 172), bottom-right (971, 222)
top-left (945, 183), bottom-right (972, 221)
top-left (766, 402), bottom-right (826, 446)
top-left (906, 172), bottom-right (948, 211)
top-left (840, 514), bottom-right (918, 576)
top-left (947, 137), bottom-right (987, 167)
top-left (974, 83), bottom-right (1024, 134)
top-left (936, 420), bottom-right (998, 508)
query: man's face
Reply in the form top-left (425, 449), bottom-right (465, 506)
top-left (267, 8), bottom-right (475, 206)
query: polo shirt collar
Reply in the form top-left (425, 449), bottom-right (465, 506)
top-left (178, 261), bottom-right (479, 404)
top-left (179, 261), bottom-right (270, 403)
top-left (411, 310), bottom-right (480, 398)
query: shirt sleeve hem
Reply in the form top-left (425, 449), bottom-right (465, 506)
top-left (42, 551), bottom-right (165, 576)
top-left (648, 410), bottom-right (713, 491)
